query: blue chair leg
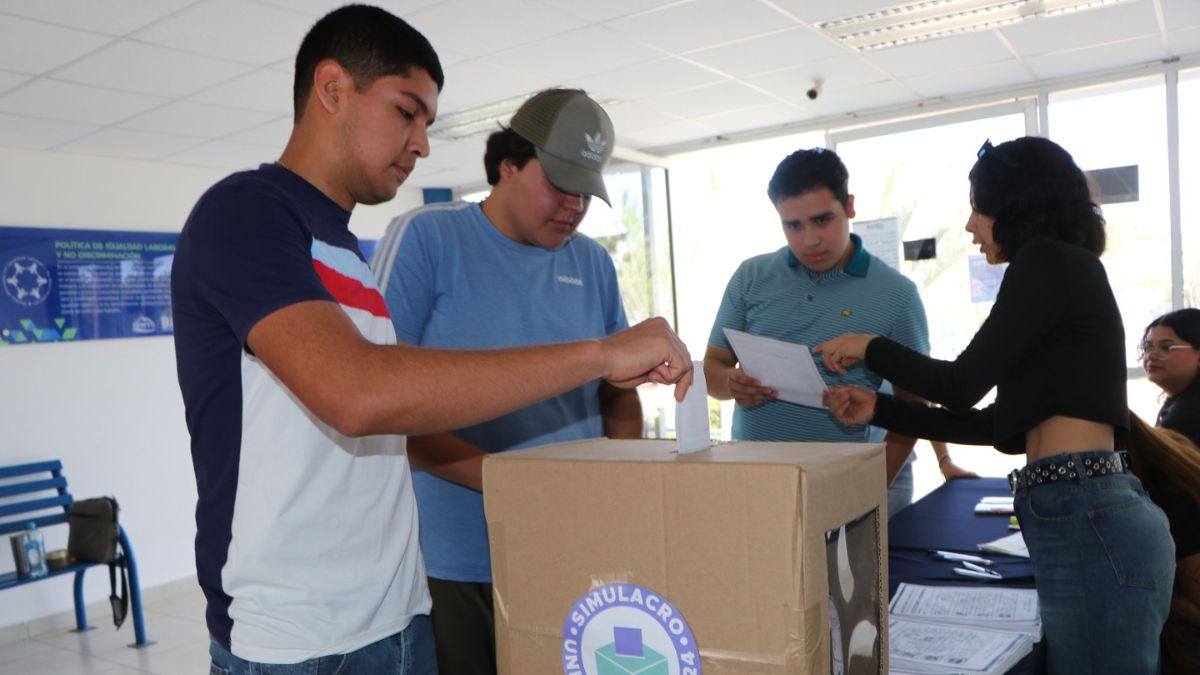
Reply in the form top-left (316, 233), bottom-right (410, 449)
top-left (71, 570), bottom-right (92, 632)
top-left (118, 527), bottom-right (151, 648)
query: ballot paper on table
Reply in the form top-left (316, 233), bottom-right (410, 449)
top-left (888, 617), bottom-right (1036, 675)
top-left (723, 328), bottom-right (827, 408)
top-left (889, 583), bottom-right (1041, 635)
top-left (888, 583), bottom-right (1040, 674)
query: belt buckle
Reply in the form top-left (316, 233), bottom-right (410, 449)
top-left (1007, 469), bottom-right (1021, 494)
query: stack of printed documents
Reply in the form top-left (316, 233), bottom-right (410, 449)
top-left (887, 583), bottom-right (1040, 674)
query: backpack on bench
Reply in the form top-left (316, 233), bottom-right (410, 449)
top-left (67, 497), bottom-right (129, 628)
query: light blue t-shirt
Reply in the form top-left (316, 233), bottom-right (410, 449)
top-left (709, 234), bottom-right (929, 442)
top-left (371, 201), bottom-right (629, 582)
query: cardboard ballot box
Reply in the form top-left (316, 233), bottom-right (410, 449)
top-left (483, 439), bottom-right (887, 675)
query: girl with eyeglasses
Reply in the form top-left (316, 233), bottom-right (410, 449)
top-left (1142, 308), bottom-right (1200, 445)
top-left (816, 136), bottom-right (1175, 673)
top-left (1137, 309), bottom-right (1200, 673)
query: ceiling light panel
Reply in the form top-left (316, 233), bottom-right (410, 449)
top-left (819, 0), bottom-right (1137, 51)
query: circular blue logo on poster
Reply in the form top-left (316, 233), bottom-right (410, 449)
top-left (562, 582), bottom-right (700, 675)
top-left (3, 256), bottom-right (52, 307)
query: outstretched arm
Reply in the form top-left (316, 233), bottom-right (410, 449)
top-left (247, 301), bottom-right (692, 437)
top-left (824, 385), bottom-right (995, 446)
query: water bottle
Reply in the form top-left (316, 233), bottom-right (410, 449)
top-left (22, 522), bottom-right (48, 579)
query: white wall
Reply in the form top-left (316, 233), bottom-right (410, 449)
top-left (0, 146), bottom-right (424, 630)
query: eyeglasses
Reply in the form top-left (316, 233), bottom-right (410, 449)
top-left (1138, 340), bottom-right (1195, 361)
top-left (977, 139), bottom-right (1019, 169)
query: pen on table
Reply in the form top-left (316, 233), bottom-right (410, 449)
top-left (953, 566), bottom-right (1003, 580)
top-left (931, 550), bottom-right (994, 565)
top-left (955, 562), bottom-right (1003, 580)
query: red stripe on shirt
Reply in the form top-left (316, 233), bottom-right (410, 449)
top-left (312, 259), bottom-right (390, 318)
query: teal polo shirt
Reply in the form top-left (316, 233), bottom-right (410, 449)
top-left (709, 233), bottom-right (929, 442)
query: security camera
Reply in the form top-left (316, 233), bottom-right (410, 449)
top-left (806, 80), bottom-right (823, 101)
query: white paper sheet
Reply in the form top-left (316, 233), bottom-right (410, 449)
top-left (675, 359), bottom-right (711, 454)
top-left (723, 328), bottom-right (827, 408)
top-left (978, 531), bottom-right (1029, 558)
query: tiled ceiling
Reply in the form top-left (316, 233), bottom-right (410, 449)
top-left (0, 0), bottom-right (1196, 190)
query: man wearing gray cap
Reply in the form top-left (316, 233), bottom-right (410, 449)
top-left (370, 88), bottom-right (639, 674)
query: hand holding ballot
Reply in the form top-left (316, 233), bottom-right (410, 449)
top-left (724, 367), bottom-right (779, 408)
top-left (600, 317), bottom-right (694, 401)
top-left (721, 329), bottom-right (827, 408)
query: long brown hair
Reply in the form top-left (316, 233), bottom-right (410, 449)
top-left (1120, 412), bottom-right (1200, 503)
top-left (1119, 411), bottom-right (1200, 674)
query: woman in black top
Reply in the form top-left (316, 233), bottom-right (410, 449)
top-left (816, 137), bottom-right (1174, 673)
top-left (1139, 309), bottom-right (1200, 673)
top-left (1143, 308), bottom-right (1200, 445)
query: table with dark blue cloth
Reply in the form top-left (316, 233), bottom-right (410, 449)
top-left (887, 476), bottom-right (1043, 674)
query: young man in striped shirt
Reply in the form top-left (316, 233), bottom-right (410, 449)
top-left (704, 147), bottom-right (970, 514)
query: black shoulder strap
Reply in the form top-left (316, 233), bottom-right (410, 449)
top-left (108, 558), bottom-right (128, 629)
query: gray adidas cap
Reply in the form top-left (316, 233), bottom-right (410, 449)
top-left (509, 89), bottom-right (614, 205)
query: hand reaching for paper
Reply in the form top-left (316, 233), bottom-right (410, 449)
top-left (823, 385), bottom-right (877, 425)
top-left (812, 333), bottom-right (876, 375)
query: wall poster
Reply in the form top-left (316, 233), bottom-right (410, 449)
top-left (1, 226), bottom-right (177, 345)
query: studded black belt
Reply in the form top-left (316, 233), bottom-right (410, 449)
top-left (1007, 451), bottom-right (1131, 493)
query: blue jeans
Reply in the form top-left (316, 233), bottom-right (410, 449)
top-left (1014, 453), bottom-right (1175, 674)
top-left (209, 615), bottom-right (437, 675)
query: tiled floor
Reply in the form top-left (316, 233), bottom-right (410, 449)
top-left (0, 580), bottom-right (211, 675)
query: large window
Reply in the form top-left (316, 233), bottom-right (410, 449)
top-left (1049, 78), bottom-right (1172, 367)
top-left (1180, 69), bottom-right (1200, 309)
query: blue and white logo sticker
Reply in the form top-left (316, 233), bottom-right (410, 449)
top-left (562, 582), bottom-right (700, 675)
top-left (3, 256), bottom-right (52, 306)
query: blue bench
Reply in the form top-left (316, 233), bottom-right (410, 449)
top-left (0, 460), bottom-right (149, 647)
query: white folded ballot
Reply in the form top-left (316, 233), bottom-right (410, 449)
top-left (722, 328), bottom-right (827, 408)
top-left (675, 359), bottom-right (712, 454)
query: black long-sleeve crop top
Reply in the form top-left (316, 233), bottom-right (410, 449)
top-left (866, 235), bottom-right (1129, 455)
